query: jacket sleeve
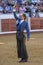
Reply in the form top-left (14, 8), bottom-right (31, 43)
top-left (13, 12), bottom-right (20, 21)
top-left (13, 11), bottom-right (21, 25)
top-left (26, 22), bottom-right (30, 38)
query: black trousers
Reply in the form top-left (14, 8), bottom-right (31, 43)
top-left (16, 31), bottom-right (28, 59)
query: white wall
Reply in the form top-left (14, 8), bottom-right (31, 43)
top-left (0, 20), bottom-right (1, 32)
top-left (0, 13), bottom-right (14, 19)
top-left (28, 17), bottom-right (31, 30)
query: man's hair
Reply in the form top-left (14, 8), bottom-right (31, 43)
top-left (22, 14), bottom-right (26, 20)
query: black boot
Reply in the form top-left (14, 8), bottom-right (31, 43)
top-left (19, 58), bottom-right (28, 62)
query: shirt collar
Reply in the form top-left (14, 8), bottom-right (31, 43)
top-left (20, 20), bottom-right (24, 24)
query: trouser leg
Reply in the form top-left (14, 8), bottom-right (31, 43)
top-left (16, 31), bottom-right (28, 59)
top-left (20, 37), bottom-right (28, 59)
top-left (16, 39), bottom-right (21, 58)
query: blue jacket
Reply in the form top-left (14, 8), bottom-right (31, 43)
top-left (13, 12), bottom-right (30, 38)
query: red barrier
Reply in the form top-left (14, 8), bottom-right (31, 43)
top-left (30, 18), bottom-right (43, 30)
top-left (1, 18), bottom-right (43, 32)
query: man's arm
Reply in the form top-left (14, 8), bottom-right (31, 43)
top-left (26, 22), bottom-right (30, 39)
top-left (13, 11), bottom-right (19, 21)
top-left (13, 9), bottom-right (21, 25)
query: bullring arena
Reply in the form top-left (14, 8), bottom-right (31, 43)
top-left (0, 14), bottom-right (43, 65)
top-left (0, 32), bottom-right (43, 65)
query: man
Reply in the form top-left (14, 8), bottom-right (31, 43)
top-left (13, 9), bottom-right (30, 62)
top-left (17, 0), bottom-right (22, 5)
top-left (30, 3), bottom-right (38, 17)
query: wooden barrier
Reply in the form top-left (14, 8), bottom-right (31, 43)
top-left (30, 18), bottom-right (43, 30)
top-left (40, 18), bottom-right (43, 29)
top-left (1, 19), bottom-right (16, 32)
top-left (1, 18), bottom-right (43, 32)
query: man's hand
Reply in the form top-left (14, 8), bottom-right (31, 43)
top-left (27, 38), bottom-right (29, 41)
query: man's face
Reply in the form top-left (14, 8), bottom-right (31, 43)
top-left (19, 14), bottom-right (24, 20)
top-left (32, 4), bottom-right (34, 8)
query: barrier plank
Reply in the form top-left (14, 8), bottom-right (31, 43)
top-left (30, 18), bottom-right (41, 29)
top-left (1, 19), bottom-right (16, 32)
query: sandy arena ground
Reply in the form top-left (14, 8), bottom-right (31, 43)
top-left (0, 32), bottom-right (43, 65)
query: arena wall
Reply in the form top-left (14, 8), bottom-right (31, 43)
top-left (0, 14), bottom-right (43, 34)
